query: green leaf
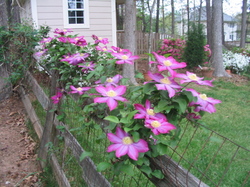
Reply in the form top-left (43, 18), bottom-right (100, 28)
top-left (104, 116), bottom-right (120, 123)
top-left (121, 164), bottom-right (134, 176)
top-left (143, 83), bottom-right (156, 94)
top-left (157, 143), bottom-right (168, 155)
top-left (56, 113), bottom-right (66, 121)
top-left (131, 131), bottom-right (140, 142)
top-left (104, 122), bottom-right (117, 131)
top-left (152, 170), bottom-right (164, 179)
top-left (135, 71), bottom-right (144, 79)
top-left (140, 165), bottom-right (152, 176)
top-left (127, 110), bottom-right (139, 120)
top-left (80, 151), bottom-right (93, 161)
top-left (154, 100), bottom-right (169, 113)
top-left (97, 162), bottom-right (112, 172)
top-left (56, 125), bottom-right (65, 132)
top-left (173, 97), bottom-right (187, 113)
top-left (120, 117), bottom-right (132, 124)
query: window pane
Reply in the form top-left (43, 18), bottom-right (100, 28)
top-left (69, 18), bottom-right (76, 24)
top-left (68, 0), bottom-right (76, 9)
top-left (77, 3), bottom-right (83, 9)
top-left (77, 18), bottom-right (84, 24)
top-left (76, 11), bottom-right (83, 16)
top-left (68, 11), bottom-right (76, 16)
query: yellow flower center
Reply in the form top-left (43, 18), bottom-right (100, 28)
top-left (103, 48), bottom-right (107, 51)
top-left (121, 55), bottom-right (128, 60)
top-left (122, 136), bottom-right (133, 145)
top-left (75, 38), bottom-right (79, 41)
top-left (107, 90), bottom-right (117, 97)
top-left (188, 74), bottom-right (198, 80)
top-left (76, 87), bottom-right (83, 91)
top-left (106, 78), bottom-right (113, 83)
top-left (200, 94), bottom-right (208, 100)
top-left (160, 77), bottom-right (171, 84)
top-left (80, 53), bottom-right (85, 56)
top-left (163, 60), bottom-right (172, 66)
top-left (146, 109), bottom-right (155, 116)
top-left (151, 121), bottom-right (161, 128)
top-left (98, 37), bottom-right (103, 40)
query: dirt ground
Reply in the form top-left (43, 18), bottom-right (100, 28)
top-left (0, 94), bottom-right (41, 187)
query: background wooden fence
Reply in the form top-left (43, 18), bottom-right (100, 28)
top-left (18, 70), bottom-right (250, 187)
top-left (117, 31), bottom-right (174, 55)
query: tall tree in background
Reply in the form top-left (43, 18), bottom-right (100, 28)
top-left (171, 0), bottom-right (175, 36)
top-left (123, 0), bottom-right (138, 85)
top-left (240, 0), bottom-right (247, 48)
top-left (187, 0), bottom-right (190, 33)
top-left (162, 0), bottom-right (165, 33)
top-left (155, 0), bottom-right (160, 33)
top-left (206, 0), bottom-right (212, 46)
top-left (211, 0), bottom-right (230, 77)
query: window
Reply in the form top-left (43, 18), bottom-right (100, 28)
top-left (229, 23), bottom-right (234, 28)
top-left (230, 34), bottom-right (234, 41)
top-left (63, 0), bottom-right (89, 28)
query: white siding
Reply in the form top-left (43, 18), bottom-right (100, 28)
top-left (34, 0), bottom-right (115, 46)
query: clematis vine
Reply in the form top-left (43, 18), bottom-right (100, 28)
top-left (54, 28), bottom-right (72, 36)
top-left (134, 100), bottom-right (166, 120)
top-left (51, 91), bottom-right (63, 104)
top-left (40, 37), bottom-right (53, 44)
top-left (94, 85), bottom-right (127, 111)
top-left (35, 49), bottom-right (48, 57)
top-left (145, 117), bottom-right (176, 135)
top-left (186, 88), bottom-right (221, 113)
top-left (148, 72), bottom-right (182, 98)
top-left (176, 71), bottom-right (213, 87)
top-left (107, 127), bottom-right (149, 160)
top-left (69, 36), bottom-right (87, 46)
top-left (112, 50), bottom-right (139, 64)
top-left (78, 62), bottom-right (95, 73)
top-left (69, 85), bottom-right (91, 95)
top-left (92, 35), bottom-right (109, 45)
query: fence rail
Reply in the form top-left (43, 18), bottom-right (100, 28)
top-left (117, 31), bottom-right (174, 55)
top-left (19, 70), bottom-right (250, 187)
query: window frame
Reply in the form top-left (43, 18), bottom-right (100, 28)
top-left (63, 0), bottom-right (89, 28)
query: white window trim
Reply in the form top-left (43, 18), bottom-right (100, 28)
top-left (63, 0), bottom-right (89, 28)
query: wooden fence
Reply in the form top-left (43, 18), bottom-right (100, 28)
top-left (18, 70), bottom-right (250, 187)
top-left (117, 31), bottom-right (174, 55)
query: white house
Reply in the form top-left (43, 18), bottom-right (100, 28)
top-left (19, 0), bottom-right (125, 46)
top-left (176, 7), bottom-right (238, 42)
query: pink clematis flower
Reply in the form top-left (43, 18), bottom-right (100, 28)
top-left (69, 36), bottom-right (87, 47)
top-left (51, 91), bottom-right (63, 104)
top-left (148, 72), bottom-right (182, 98)
top-left (54, 28), bottom-right (72, 35)
top-left (92, 35), bottom-right (109, 44)
top-left (78, 62), bottom-right (95, 73)
top-left (186, 113), bottom-right (201, 121)
top-left (35, 49), bottom-right (48, 57)
top-left (107, 127), bottom-right (149, 160)
top-left (186, 88), bottom-right (221, 113)
top-left (151, 52), bottom-right (186, 75)
top-left (134, 100), bottom-right (166, 120)
top-left (95, 74), bottom-right (123, 87)
top-left (94, 85), bottom-right (127, 111)
top-left (57, 37), bottom-right (69, 43)
top-left (176, 71), bottom-right (213, 87)
top-left (145, 117), bottom-right (176, 135)
top-left (112, 51), bottom-right (139, 64)
top-left (40, 37), bottom-right (53, 44)
top-left (69, 85), bottom-right (91, 95)
top-left (61, 53), bottom-right (89, 65)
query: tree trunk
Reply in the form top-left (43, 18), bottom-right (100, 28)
top-left (155, 0), bottom-right (160, 33)
top-left (198, 0), bottom-right (202, 25)
top-left (240, 0), bottom-right (247, 48)
top-left (187, 0), bottom-right (190, 34)
top-left (171, 0), bottom-right (175, 36)
top-left (211, 0), bottom-right (230, 77)
top-left (162, 0), bottom-right (165, 33)
top-left (122, 0), bottom-right (138, 85)
top-left (206, 0), bottom-right (212, 46)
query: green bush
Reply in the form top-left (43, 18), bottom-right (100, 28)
top-left (184, 23), bottom-right (207, 69)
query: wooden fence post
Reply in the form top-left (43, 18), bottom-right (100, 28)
top-left (38, 70), bottom-right (58, 168)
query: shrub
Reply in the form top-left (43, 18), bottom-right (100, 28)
top-left (183, 23), bottom-right (207, 69)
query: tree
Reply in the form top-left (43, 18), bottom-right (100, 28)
top-left (171, 0), bottom-right (175, 36)
top-left (155, 0), bottom-right (160, 33)
top-left (206, 0), bottom-right (212, 46)
top-left (211, 0), bottom-right (230, 77)
top-left (240, 0), bottom-right (247, 48)
top-left (123, 0), bottom-right (138, 85)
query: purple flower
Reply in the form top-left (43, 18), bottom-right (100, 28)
top-left (35, 49), bottom-right (48, 57)
top-left (107, 127), bottom-right (149, 160)
top-left (151, 52), bottom-right (186, 75)
top-left (69, 85), bottom-right (91, 95)
top-left (61, 53), bottom-right (89, 65)
top-left (148, 72), bottom-right (182, 98)
top-left (94, 85), bottom-right (127, 111)
top-left (51, 92), bottom-right (63, 104)
top-left (78, 62), bottom-right (95, 73)
top-left (57, 37), bottom-right (69, 43)
top-left (145, 118), bottom-right (176, 135)
top-left (112, 51), bottom-right (139, 64)
top-left (186, 88), bottom-right (221, 113)
top-left (176, 71), bottom-right (213, 87)
top-left (69, 36), bottom-right (87, 47)
top-left (92, 35), bottom-right (109, 44)
top-left (54, 28), bottom-right (73, 35)
top-left (134, 100), bottom-right (166, 120)
top-left (40, 37), bottom-right (53, 44)
top-left (95, 74), bottom-right (123, 87)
